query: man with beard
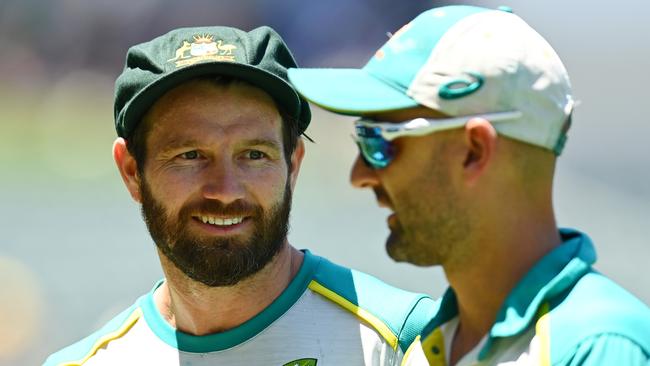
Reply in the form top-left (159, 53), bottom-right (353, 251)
top-left (289, 5), bottom-right (650, 366)
top-left (44, 26), bottom-right (435, 366)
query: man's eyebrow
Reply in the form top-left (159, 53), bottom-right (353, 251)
top-left (158, 138), bottom-right (281, 153)
top-left (159, 139), bottom-right (202, 153)
top-left (241, 139), bottom-right (282, 151)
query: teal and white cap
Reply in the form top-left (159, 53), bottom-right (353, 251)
top-left (288, 5), bottom-right (574, 154)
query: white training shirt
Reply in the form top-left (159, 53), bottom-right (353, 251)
top-left (45, 250), bottom-right (435, 366)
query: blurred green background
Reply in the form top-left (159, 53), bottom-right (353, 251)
top-left (1, 0), bottom-right (649, 364)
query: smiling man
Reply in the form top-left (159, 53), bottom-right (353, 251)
top-left (289, 5), bottom-right (650, 366)
top-left (44, 26), bottom-right (434, 366)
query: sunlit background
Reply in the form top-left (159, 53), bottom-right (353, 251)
top-left (1, 1), bottom-right (649, 364)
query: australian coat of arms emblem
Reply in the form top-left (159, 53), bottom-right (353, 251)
top-left (168, 34), bottom-right (237, 67)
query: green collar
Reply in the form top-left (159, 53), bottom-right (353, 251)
top-left (424, 228), bottom-right (596, 360)
top-left (139, 250), bottom-right (320, 353)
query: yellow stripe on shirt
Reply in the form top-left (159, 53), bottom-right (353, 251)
top-left (58, 307), bottom-right (143, 366)
top-left (308, 280), bottom-right (399, 350)
top-left (421, 327), bottom-right (446, 366)
top-left (535, 302), bottom-right (551, 366)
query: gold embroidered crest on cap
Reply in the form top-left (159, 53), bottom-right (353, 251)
top-left (168, 34), bottom-right (237, 67)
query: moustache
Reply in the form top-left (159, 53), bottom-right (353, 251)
top-left (179, 199), bottom-right (260, 219)
top-left (373, 188), bottom-right (393, 209)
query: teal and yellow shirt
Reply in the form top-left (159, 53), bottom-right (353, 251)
top-left (44, 250), bottom-right (435, 366)
top-left (408, 228), bottom-right (650, 365)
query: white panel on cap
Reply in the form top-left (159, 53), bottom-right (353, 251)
top-left (406, 10), bottom-right (573, 151)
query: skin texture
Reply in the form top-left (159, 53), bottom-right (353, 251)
top-left (113, 79), bottom-right (305, 335)
top-left (350, 107), bottom-right (561, 365)
top-left (351, 107), bottom-right (468, 267)
top-left (138, 160), bottom-right (292, 287)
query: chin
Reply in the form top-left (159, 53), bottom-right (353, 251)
top-left (386, 234), bottom-right (440, 267)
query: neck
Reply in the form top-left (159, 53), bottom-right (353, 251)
top-left (446, 200), bottom-right (561, 364)
top-left (154, 243), bottom-right (303, 335)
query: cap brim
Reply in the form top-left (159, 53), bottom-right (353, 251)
top-left (121, 62), bottom-right (309, 138)
top-left (288, 68), bottom-right (419, 116)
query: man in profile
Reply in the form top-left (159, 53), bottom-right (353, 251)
top-left (290, 5), bottom-right (650, 365)
top-left (44, 25), bottom-right (434, 366)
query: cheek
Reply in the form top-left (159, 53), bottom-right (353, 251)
top-left (145, 169), bottom-right (200, 211)
top-left (243, 166), bottom-right (289, 204)
top-left (383, 153), bottom-right (447, 207)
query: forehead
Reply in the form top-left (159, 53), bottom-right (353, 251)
top-left (143, 79), bottom-right (283, 146)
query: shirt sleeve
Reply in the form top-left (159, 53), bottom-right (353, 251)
top-left (558, 333), bottom-right (650, 366)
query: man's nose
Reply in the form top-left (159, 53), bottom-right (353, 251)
top-left (201, 160), bottom-right (246, 204)
top-left (350, 154), bottom-right (380, 189)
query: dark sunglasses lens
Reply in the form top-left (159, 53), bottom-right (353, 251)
top-left (356, 136), bottom-right (393, 169)
top-left (355, 125), bottom-right (394, 169)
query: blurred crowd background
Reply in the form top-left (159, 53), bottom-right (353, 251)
top-left (1, 0), bottom-right (649, 364)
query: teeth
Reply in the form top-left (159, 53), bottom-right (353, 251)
top-left (199, 216), bottom-right (243, 226)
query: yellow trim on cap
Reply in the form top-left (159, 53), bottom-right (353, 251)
top-left (308, 280), bottom-right (398, 350)
top-left (58, 307), bottom-right (143, 366)
top-left (535, 302), bottom-right (551, 366)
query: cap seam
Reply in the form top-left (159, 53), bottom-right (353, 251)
top-left (233, 29), bottom-right (250, 65)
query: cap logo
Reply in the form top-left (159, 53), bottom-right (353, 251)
top-left (438, 72), bottom-right (484, 99)
top-left (374, 22), bottom-right (412, 61)
top-left (167, 34), bottom-right (238, 68)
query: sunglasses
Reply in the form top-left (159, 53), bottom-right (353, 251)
top-left (353, 110), bottom-right (522, 169)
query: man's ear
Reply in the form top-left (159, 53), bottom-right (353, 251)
top-left (113, 138), bottom-right (142, 202)
top-left (288, 138), bottom-right (305, 191)
top-left (462, 118), bottom-right (498, 185)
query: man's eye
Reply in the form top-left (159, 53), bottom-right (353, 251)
top-left (180, 151), bottom-right (199, 160)
top-left (247, 150), bottom-right (265, 160)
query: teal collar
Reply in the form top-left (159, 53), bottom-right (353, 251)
top-left (423, 228), bottom-right (597, 359)
top-left (139, 250), bottom-right (320, 353)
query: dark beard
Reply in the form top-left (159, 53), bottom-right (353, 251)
top-left (139, 179), bottom-right (291, 287)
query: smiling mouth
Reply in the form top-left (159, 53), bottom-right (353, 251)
top-left (193, 215), bottom-right (246, 227)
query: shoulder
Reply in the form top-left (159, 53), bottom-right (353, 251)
top-left (308, 255), bottom-right (436, 353)
top-left (546, 271), bottom-right (650, 364)
top-left (553, 333), bottom-right (650, 366)
top-left (43, 300), bottom-right (144, 366)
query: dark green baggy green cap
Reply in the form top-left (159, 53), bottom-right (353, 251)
top-left (114, 25), bottom-right (311, 138)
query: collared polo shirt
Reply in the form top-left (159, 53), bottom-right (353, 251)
top-left (403, 228), bottom-right (650, 365)
top-left (45, 250), bottom-right (435, 366)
